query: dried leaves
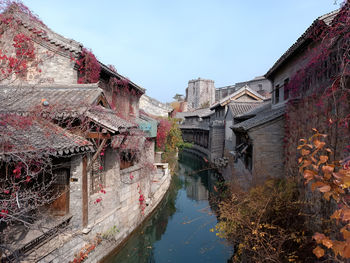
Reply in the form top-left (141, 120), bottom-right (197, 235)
top-left (299, 129), bottom-right (350, 259)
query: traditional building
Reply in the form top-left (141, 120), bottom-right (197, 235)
top-left (264, 7), bottom-right (350, 178)
top-left (0, 4), bottom-right (145, 120)
top-left (0, 4), bottom-right (172, 262)
top-left (215, 76), bottom-right (272, 102)
top-left (185, 78), bottom-right (215, 110)
top-left (229, 8), bottom-right (346, 186)
top-left (210, 86), bottom-right (267, 162)
top-left (231, 102), bottom-right (285, 185)
top-left (180, 108), bottom-right (213, 159)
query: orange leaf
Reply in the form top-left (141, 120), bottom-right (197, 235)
top-left (324, 172), bottom-right (331, 180)
top-left (319, 155), bottom-right (328, 164)
top-left (342, 229), bottom-right (350, 239)
top-left (318, 185), bottom-right (331, 193)
top-left (323, 192), bottom-right (332, 201)
top-left (331, 209), bottom-right (342, 220)
top-left (342, 209), bottom-right (350, 222)
top-left (303, 169), bottom-right (316, 183)
top-left (314, 139), bottom-right (325, 149)
top-left (322, 238), bottom-right (333, 248)
top-left (326, 148), bottom-right (332, 153)
top-left (332, 241), bottom-right (345, 257)
top-left (311, 181), bottom-right (325, 192)
top-left (313, 232), bottom-right (326, 243)
top-left (333, 172), bottom-right (344, 180)
top-left (311, 156), bottom-right (318, 164)
top-left (322, 165), bottom-right (334, 174)
top-left (344, 245), bottom-right (350, 258)
top-left (313, 246), bottom-right (325, 258)
top-left (299, 160), bottom-right (312, 172)
top-left (343, 177), bottom-right (350, 188)
top-left (301, 149), bottom-right (311, 156)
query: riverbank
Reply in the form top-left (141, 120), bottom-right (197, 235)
top-left (24, 162), bottom-right (171, 263)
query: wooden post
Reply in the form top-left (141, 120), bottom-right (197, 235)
top-left (82, 155), bottom-right (88, 228)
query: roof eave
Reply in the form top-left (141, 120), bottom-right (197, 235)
top-left (99, 62), bottom-right (145, 94)
top-left (264, 18), bottom-right (329, 79)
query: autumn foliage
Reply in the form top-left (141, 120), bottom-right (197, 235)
top-left (299, 129), bottom-right (350, 260)
top-left (76, 48), bottom-right (101, 84)
top-left (156, 119), bottom-right (172, 151)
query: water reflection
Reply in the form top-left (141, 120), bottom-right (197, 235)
top-left (104, 152), bottom-right (233, 263)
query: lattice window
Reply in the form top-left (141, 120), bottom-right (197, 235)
top-left (91, 156), bottom-right (106, 194)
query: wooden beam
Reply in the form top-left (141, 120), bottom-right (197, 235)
top-left (82, 155), bottom-right (88, 228)
top-left (85, 132), bottom-right (111, 139)
top-left (87, 138), bottom-right (107, 172)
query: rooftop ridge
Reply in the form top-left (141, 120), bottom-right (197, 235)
top-left (0, 83), bottom-right (100, 90)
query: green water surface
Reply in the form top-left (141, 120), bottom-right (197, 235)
top-left (104, 152), bottom-right (233, 263)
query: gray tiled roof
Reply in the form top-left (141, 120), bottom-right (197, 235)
top-left (265, 9), bottom-right (339, 78)
top-left (0, 84), bottom-right (103, 115)
top-left (86, 106), bottom-right (137, 132)
top-left (228, 101), bottom-right (264, 116)
top-left (0, 115), bottom-right (93, 159)
top-left (11, 5), bottom-right (82, 55)
top-left (0, 85), bottom-right (137, 131)
top-left (181, 108), bottom-right (214, 118)
top-left (235, 101), bottom-right (272, 118)
top-left (232, 105), bottom-right (285, 131)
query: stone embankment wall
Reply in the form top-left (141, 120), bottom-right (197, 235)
top-left (29, 157), bottom-right (172, 263)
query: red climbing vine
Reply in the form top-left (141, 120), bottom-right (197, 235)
top-left (76, 48), bottom-right (101, 84)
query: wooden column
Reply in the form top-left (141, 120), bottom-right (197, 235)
top-left (82, 155), bottom-right (88, 228)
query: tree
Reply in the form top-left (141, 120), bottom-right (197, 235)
top-left (173, 93), bottom-right (184, 102)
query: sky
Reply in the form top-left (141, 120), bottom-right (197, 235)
top-left (22, 0), bottom-right (340, 103)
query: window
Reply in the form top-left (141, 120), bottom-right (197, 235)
top-left (120, 150), bottom-right (139, 170)
top-left (283, 78), bottom-right (289, 100)
top-left (275, 85), bottom-right (280, 104)
top-left (258, 84), bottom-right (262, 90)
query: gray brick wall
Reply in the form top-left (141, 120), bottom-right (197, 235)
top-left (249, 117), bottom-right (285, 184)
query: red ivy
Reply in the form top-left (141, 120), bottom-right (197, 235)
top-left (156, 119), bottom-right (171, 150)
top-left (76, 48), bottom-right (100, 84)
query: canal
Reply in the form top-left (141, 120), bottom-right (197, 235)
top-left (103, 152), bottom-right (233, 263)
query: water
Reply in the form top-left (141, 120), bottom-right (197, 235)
top-left (104, 152), bottom-right (233, 263)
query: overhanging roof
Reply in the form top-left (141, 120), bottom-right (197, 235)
top-left (0, 114), bottom-right (93, 160)
top-left (232, 105), bottom-right (285, 132)
top-left (0, 83), bottom-right (105, 115)
top-left (265, 9), bottom-right (339, 79)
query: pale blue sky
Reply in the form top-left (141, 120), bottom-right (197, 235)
top-left (22, 0), bottom-right (339, 102)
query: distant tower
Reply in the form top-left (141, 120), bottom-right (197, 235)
top-left (185, 78), bottom-right (215, 110)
